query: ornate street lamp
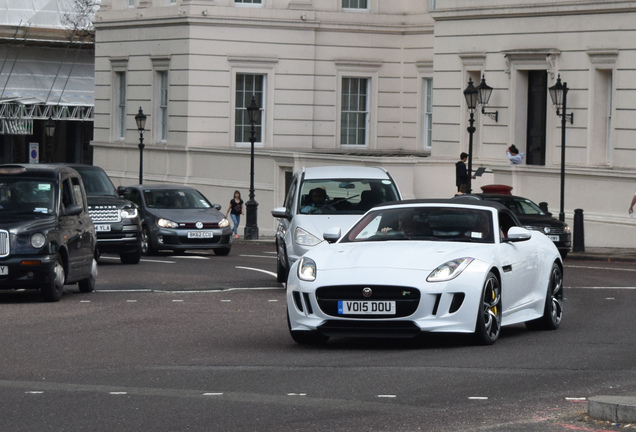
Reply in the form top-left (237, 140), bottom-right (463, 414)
top-left (549, 74), bottom-right (574, 222)
top-left (244, 96), bottom-right (261, 240)
top-left (135, 107), bottom-right (147, 185)
top-left (44, 117), bottom-right (56, 163)
top-left (477, 75), bottom-right (498, 122)
top-left (463, 78), bottom-right (478, 194)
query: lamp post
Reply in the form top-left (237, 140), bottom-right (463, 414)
top-left (548, 74), bottom-right (574, 222)
top-left (44, 117), bottom-right (56, 163)
top-left (135, 107), bottom-right (147, 185)
top-left (463, 78), bottom-right (478, 194)
top-left (244, 96), bottom-right (261, 240)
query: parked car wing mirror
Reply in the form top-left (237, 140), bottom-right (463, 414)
top-left (503, 226), bottom-right (532, 243)
top-left (323, 227), bottom-right (341, 243)
top-left (271, 206), bottom-right (291, 220)
top-left (63, 204), bottom-right (83, 216)
top-left (212, 204), bottom-right (222, 211)
top-left (117, 186), bottom-right (128, 196)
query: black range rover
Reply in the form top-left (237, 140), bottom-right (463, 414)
top-left (65, 164), bottom-right (142, 264)
top-left (0, 164), bottom-right (97, 301)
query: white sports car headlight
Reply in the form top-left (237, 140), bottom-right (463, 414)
top-left (294, 227), bottom-right (322, 247)
top-left (157, 218), bottom-right (178, 228)
top-left (427, 258), bottom-right (474, 282)
top-left (298, 257), bottom-right (317, 282)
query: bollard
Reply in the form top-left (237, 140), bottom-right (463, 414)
top-left (573, 208), bottom-right (585, 252)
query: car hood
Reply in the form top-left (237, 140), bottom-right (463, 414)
top-left (293, 214), bottom-right (361, 238)
top-left (0, 213), bottom-right (55, 233)
top-left (87, 195), bottom-right (133, 209)
top-left (147, 208), bottom-right (225, 223)
top-left (307, 241), bottom-right (490, 272)
top-left (515, 214), bottom-right (566, 228)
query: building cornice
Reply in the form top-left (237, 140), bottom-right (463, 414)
top-left (431, 0), bottom-right (636, 21)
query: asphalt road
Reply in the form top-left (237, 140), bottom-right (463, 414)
top-left (0, 243), bottom-right (635, 432)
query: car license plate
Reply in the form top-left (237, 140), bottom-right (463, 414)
top-left (95, 224), bottom-right (111, 232)
top-left (338, 300), bottom-right (396, 315)
top-left (547, 235), bottom-right (559, 241)
top-left (0, 266), bottom-right (7, 276)
top-left (187, 231), bottom-right (214, 238)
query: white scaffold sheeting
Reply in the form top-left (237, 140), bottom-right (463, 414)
top-left (0, 0), bottom-right (97, 30)
top-left (0, 45), bottom-right (94, 107)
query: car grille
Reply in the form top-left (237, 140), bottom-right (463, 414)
top-left (89, 206), bottom-right (121, 223)
top-left (315, 285), bottom-right (421, 318)
top-left (0, 230), bottom-right (8, 257)
top-left (179, 222), bottom-right (220, 229)
top-left (524, 225), bottom-right (568, 235)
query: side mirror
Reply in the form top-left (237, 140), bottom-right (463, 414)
top-left (212, 204), bottom-right (222, 211)
top-left (62, 204), bottom-right (83, 216)
top-left (503, 226), bottom-right (532, 243)
top-left (323, 227), bottom-right (341, 244)
top-left (117, 186), bottom-right (128, 196)
top-left (271, 206), bottom-right (291, 220)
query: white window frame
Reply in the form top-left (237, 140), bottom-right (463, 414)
top-left (235, 0), bottom-right (263, 7)
top-left (422, 77), bottom-right (433, 151)
top-left (234, 73), bottom-right (265, 146)
top-left (340, 77), bottom-right (370, 147)
top-left (335, 60), bottom-right (380, 149)
top-left (110, 58), bottom-right (128, 142)
top-left (228, 56), bottom-right (278, 149)
top-left (342, 0), bottom-right (369, 11)
top-left (151, 56), bottom-right (171, 143)
top-left (127, 0), bottom-right (135, 7)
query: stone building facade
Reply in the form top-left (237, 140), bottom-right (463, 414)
top-left (92, 0), bottom-right (636, 246)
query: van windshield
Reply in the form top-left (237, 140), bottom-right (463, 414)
top-left (298, 179), bottom-right (400, 215)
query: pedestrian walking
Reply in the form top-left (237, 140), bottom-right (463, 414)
top-left (226, 190), bottom-right (244, 239)
top-left (456, 152), bottom-right (469, 192)
top-left (629, 191), bottom-right (636, 217)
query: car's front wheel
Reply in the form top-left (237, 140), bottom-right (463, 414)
top-left (526, 263), bottom-right (563, 331)
top-left (276, 241), bottom-right (288, 283)
top-left (287, 312), bottom-right (328, 345)
top-left (78, 258), bottom-right (98, 293)
top-left (141, 227), bottom-right (157, 255)
top-left (120, 248), bottom-right (142, 264)
top-left (474, 272), bottom-right (502, 345)
top-left (42, 254), bottom-right (65, 302)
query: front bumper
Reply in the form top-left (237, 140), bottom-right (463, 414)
top-left (153, 227), bottom-right (233, 250)
top-left (0, 255), bottom-right (56, 290)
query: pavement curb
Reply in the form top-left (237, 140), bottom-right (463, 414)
top-left (588, 396), bottom-right (636, 423)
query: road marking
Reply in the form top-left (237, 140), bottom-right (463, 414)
top-left (171, 255), bottom-right (209, 260)
top-left (566, 264), bottom-right (636, 272)
top-left (469, 397), bottom-right (488, 400)
top-left (172, 300), bottom-right (184, 302)
top-left (221, 300), bottom-right (231, 302)
top-left (287, 393), bottom-right (307, 396)
top-left (239, 254), bottom-right (277, 259)
top-left (203, 392), bottom-right (223, 396)
top-left (235, 266), bottom-right (277, 278)
top-left (80, 300), bottom-right (91, 303)
top-left (567, 286), bottom-right (636, 290)
top-left (127, 300), bottom-right (137, 303)
top-left (377, 395), bottom-right (396, 398)
top-left (268, 299), bottom-right (278, 302)
top-left (141, 259), bottom-right (176, 264)
top-left (110, 392), bottom-right (128, 395)
top-left (565, 397), bottom-right (586, 401)
top-left (25, 391), bottom-right (43, 394)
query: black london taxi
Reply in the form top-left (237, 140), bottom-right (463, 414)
top-left (0, 164), bottom-right (97, 301)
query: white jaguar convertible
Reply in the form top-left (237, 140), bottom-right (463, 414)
top-left (286, 199), bottom-right (564, 345)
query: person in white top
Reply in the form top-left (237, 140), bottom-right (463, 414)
top-left (506, 145), bottom-right (525, 165)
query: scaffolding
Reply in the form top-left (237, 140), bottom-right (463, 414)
top-left (0, 0), bottom-right (97, 135)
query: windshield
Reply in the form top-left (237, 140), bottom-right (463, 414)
top-left (298, 178), bottom-right (400, 215)
top-left (77, 168), bottom-right (118, 197)
top-left (341, 206), bottom-right (495, 244)
top-left (487, 197), bottom-right (545, 216)
top-left (144, 189), bottom-right (213, 209)
top-left (0, 178), bottom-right (56, 215)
